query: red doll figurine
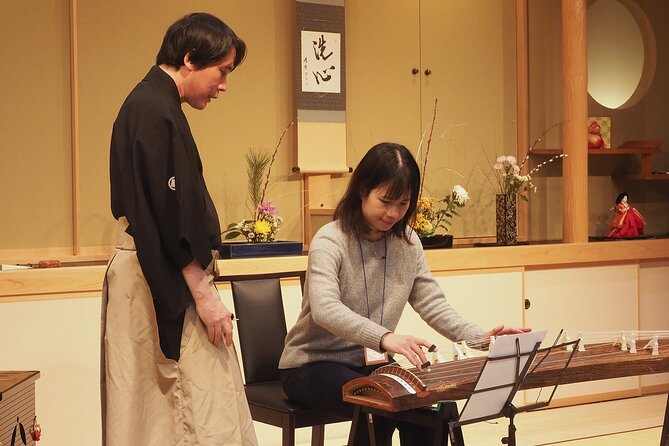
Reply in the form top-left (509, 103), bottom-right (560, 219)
top-left (607, 192), bottom-right (646, 238)
top-left (588, 121), bottom-right (606, 149)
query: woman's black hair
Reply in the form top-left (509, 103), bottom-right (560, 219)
top-left (616, 191), bottom-right (628, 204)
top-left (156, 12), bottom-right (246, 69)
top-left (334, 142), bottom-right (420, 242)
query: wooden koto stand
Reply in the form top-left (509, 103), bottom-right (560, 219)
top-left (343, 340), bottom-right (669, 445)
top-left (0, 371), bottom-right (40, 446)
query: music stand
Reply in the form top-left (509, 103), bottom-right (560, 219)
top-left (448, 331), bottom-right (579, 446)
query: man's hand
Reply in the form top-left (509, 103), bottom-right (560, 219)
top-left (182, 260), bottom-right (234, 347)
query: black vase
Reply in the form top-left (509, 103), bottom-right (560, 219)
top-left (419, 234), bottom-right (454, 249)
top-left (496, 194), bottom-right (517, 245)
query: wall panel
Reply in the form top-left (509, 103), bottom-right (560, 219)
top-left (0, 0), bottom-right (72, 249)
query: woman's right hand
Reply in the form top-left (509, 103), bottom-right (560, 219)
top-left (380, 333), bottom-right (433, 370)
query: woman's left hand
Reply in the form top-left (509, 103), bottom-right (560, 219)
top-left (484, 325), bottom-right (532, 338)
top-left (481, 325), bottom-right (531, 349)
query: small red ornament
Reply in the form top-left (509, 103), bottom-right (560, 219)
top-left (31, 417), bottom-right (41, 441)
top-left (587, 121), bottom-right (606, 149)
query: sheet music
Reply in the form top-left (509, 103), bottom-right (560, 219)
top-left (458, 330), bottom-right (547, 423)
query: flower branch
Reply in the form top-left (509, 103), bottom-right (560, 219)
top-left (223, 120), bottom-right (294, 243)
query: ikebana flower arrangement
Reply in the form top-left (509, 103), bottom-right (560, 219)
top-left (413, 185), bottom-right (469, 238)
top-left (225, 199), bottom-right (284, 243)
top-left (410, 98), bottom-right (469, 241)
top-left (491, 123), bottom-right (567, 202)
top-left (490, 123), bottom-right (567, 245)
top-left (492, 155), bottom-right (535, 201)
top-left (223, 122), bottom-right (293, 243)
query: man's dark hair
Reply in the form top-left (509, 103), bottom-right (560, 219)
top-left (156, 12), bottom-right (246, 69)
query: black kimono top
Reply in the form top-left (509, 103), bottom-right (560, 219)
top-left (110, 66), bottom-right (221, 355)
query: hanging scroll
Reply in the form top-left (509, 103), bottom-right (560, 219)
top-left (295, 0), bottom-right (348, 173)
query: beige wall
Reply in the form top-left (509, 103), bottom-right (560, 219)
top-left (0, 0), bottom-right (73, 249)
top-left (0, 0), bottom-right (517, 255)
top-left (1, 0), bottom-right (301, 253)
top-left (1, 0), bottom-right (667, 256)
top-left (345, 0), bottom-right (518, 238)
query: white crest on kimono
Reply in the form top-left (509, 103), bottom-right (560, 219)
top-left (168, 176), bottom-right (176, 191)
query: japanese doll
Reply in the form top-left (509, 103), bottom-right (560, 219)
top-left (607, 192), bottom-right (646, 238)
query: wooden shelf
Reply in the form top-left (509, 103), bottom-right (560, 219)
top-left (531, 142), bottom-right (666, 180)
top-left (531, 147), bottom-right (661, 156)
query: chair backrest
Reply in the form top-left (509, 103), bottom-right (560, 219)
top-left (223, 271), bottom-right (306, 385)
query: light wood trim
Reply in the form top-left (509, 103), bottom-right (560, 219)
top-left (561, 0), bottom-right (589, 243)
top-left (0, 266), bottom-right (107, 297)
top-left (0, 292), bottom-right (101, 304)
top-left (217, 255), bottom-right (308, 278)
top-left (516, 0), bottom-right (530, 241)
top-left (641, 383), bottom-right (669, 395)
top-left (424, 238), bottom-right (669, 272)
top-left (4, 239), bottom-right (668, 302)
top-left (0, 246), bottom-right (113, 265)
top-left (69, 0), bottom-right (80, 255)
top-left (220, 238), bottom-right (669, 274)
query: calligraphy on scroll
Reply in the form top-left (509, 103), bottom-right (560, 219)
top-left (301, 30), bottom-right (341, 93)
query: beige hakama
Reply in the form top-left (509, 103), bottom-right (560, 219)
top-left (101, 220), bottom-right (257, 446)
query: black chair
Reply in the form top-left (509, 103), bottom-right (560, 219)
top-left (221, 271), bottom-right (350, 446)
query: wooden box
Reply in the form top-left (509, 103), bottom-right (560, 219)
top-left (0, 371), bottom-right (40, 446)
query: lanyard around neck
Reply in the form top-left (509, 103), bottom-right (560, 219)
top-left (357, 236), bottom-right (387, 324)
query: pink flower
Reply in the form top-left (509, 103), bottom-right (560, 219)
top-left (257, 201), bottom-right (278, 216)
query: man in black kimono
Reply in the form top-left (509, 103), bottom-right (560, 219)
top-left (102, 12), bottom-right (257, 446)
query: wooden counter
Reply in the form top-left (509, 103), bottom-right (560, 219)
top-left (215, 238), bottom-right (669, 277)
top-left (1, 238), bottom-right (669, 301)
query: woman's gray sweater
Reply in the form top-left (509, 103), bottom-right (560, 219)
top-left (279, 221), bottom-right (485, 369)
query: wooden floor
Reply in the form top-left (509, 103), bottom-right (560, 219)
top-left (307, 393), bottom-right (667, 446)
top-left (457, 393), bottom-right (666, 445)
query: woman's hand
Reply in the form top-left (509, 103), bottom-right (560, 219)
top-left (484, 325), bottom-right (532, 338)
top-left (380, 333), bottom-right (433, 370)
top-left (182, 260), bottom-right (234, 347)
top-left (482, 325), bottom-right (532, 349)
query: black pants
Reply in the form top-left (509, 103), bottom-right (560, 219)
top-left (280, 361), bottom-right (434, 445)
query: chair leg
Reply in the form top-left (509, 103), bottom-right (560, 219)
top-left (348, 405), bottom-right (365, 446)
top-left (311, 424), bottom-right (326, 446)
top-left (282, 414), bottom-right (296, 446)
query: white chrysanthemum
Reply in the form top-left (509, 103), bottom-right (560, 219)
top-left (452, 185), bottom-right (469, 205)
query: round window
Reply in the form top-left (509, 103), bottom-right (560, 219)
top-left (587, 0), bottom-right (656, 109)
